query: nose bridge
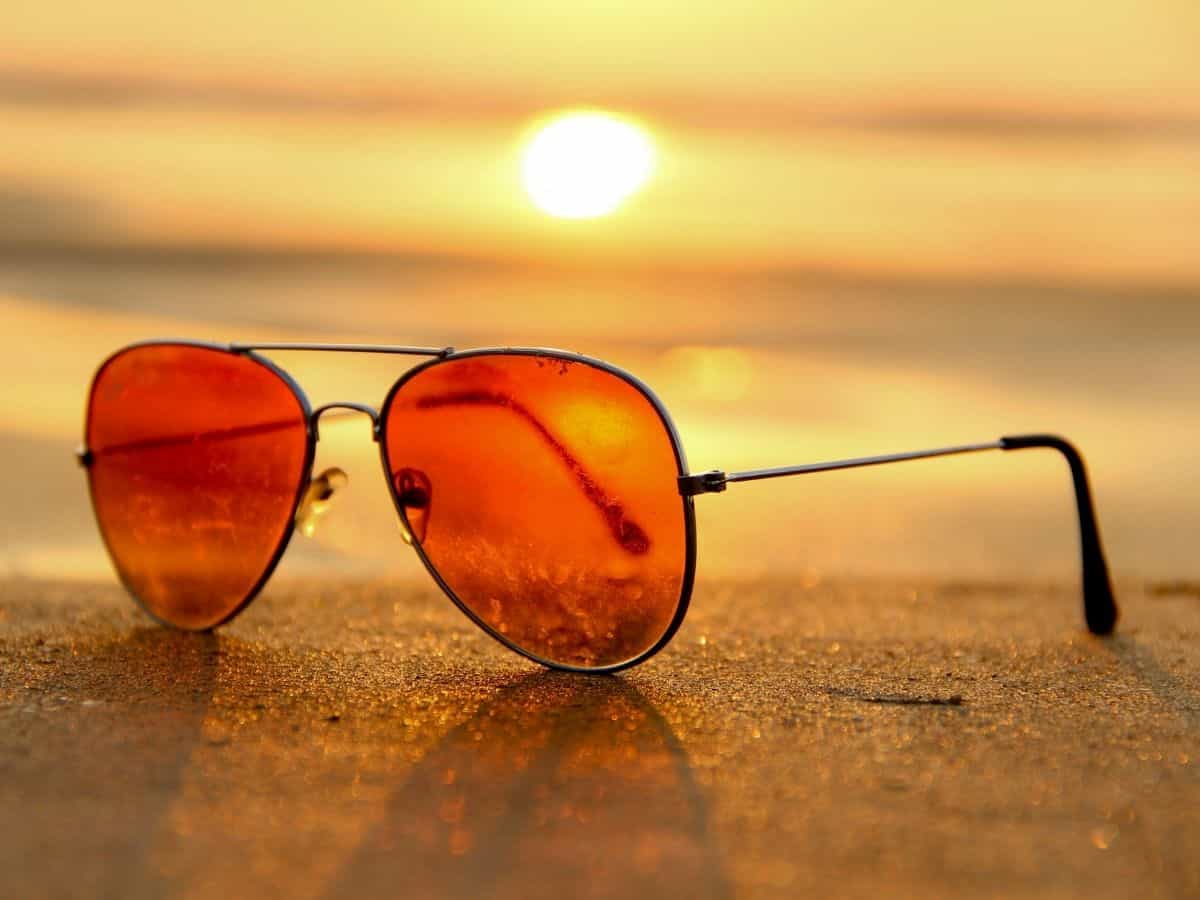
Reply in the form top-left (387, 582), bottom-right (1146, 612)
top-left (310, 402), bottom-right (380, 441)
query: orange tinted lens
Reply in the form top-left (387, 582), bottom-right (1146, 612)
top-left (382, 353), bottom-right (688, 669)
top-left (86, 344), bottom-right (309, 629)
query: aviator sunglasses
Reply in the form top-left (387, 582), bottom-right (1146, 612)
top-left (78, 341), bottom-right (1120, 673)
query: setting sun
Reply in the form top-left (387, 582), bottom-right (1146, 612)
top-left (521, 111), bottom-right (655, 220)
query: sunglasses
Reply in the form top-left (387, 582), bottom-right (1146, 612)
top-left (77, 340), bottom-right (1119, 672)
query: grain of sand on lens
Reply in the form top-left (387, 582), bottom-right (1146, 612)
top-left (2, 577), bottom-right (1198, 899)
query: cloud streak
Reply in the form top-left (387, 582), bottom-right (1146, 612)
top-left (3, 65), bottom-right (1200, 141)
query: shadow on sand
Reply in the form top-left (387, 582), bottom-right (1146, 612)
top-left (1102, 632), bottom-right (1200, 730)
top-left (321, 671), bottom-right (731, 900)
top-left (20, 624), bottom-right (728, 899)
top-left (7, 627), bottom-right (219, 898)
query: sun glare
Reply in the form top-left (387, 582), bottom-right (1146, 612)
top-left (521, 111), bottom-right (655, 220)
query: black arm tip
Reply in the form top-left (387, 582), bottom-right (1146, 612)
top-left (1001, 434), bottom-right (1119, 636)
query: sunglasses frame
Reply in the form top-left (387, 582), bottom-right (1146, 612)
top-left (379, 347), bottom-right (699, 674)
top-left (81, 339), bottom-right (1118, 674)
top-left (81, 339), bottom-right (698, 673)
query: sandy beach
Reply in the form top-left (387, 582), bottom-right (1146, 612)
top-left (3, 575), bottom-right (1197, 899)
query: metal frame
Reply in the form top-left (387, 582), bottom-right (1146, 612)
top-left (678, 436), bottom-right (1117, 635)
top-left (376, 347), bottom-right (698, 674)
top-left (229, 341), bottom-right (453, 357)
top-left (78, 339), bottom-right (1119, 675)
top-left (82, 339), bottom-right (318, 632)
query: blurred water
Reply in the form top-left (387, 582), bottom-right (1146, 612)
top-left (4, 257), bottom-right (1197, 583)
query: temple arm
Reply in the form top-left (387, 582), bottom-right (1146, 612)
top-left (679, 433), bottom-right (1118, 635)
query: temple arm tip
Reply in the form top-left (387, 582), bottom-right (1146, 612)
top-left (1082, 547), bottom-right (1119, 635)
top-left (1001, 433), bottom-right (1119, 635)
top-left (1084, 584), bottom-right (1119, 636)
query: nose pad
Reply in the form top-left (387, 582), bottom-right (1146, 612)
top-left (392, 468), bottom-right (432, 545)
top-left (295, 467), bottom-right (348, 538)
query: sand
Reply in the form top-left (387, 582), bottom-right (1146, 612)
top-left (2, 576), bottom-right (1198, 899)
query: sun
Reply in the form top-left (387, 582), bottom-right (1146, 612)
top-left (521, 111), bottom-right (655, 220)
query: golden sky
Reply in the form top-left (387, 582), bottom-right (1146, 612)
top-left (3, 2), bottom-right (1200, 280)
top-left (8, 2), bottom-right (1200, 116)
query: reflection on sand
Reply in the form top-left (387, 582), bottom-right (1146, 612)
top-left (38, 628), bottom-right (728, 900)
top-left (322, 673), bottom-right (729, 900)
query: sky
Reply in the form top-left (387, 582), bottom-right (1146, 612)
top-left (4, 2), bottom-right (1200, 280)
top-left (8, 2), bottom-right (1200, 115)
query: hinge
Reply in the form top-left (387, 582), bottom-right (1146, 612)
top-left (75, 445), bottom-right (94, 468)
top-left (677, 470), bottom-right (727, 496)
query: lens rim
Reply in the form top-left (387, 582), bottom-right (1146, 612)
top-left (83, 340), bottom-right (316, 631)
top-left (377, 347), bottom-right (698, 674)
